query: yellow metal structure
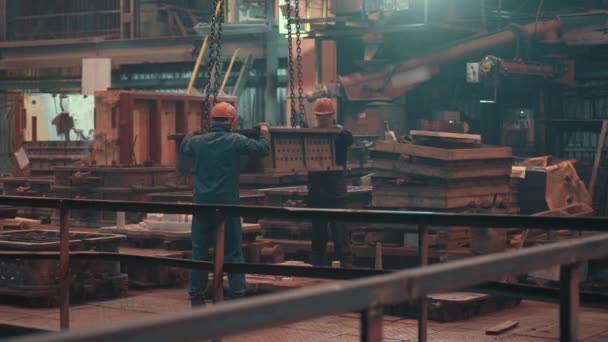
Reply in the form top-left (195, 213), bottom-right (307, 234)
top-left (219, 48), bottom-right (241, 94)
top-left (186, 0), bottom-right (225, 94)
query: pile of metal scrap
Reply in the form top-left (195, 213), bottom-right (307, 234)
top-left (0, 229), bottom-right (127, 306)
top-left (51, 165), bottom-right (190, 227)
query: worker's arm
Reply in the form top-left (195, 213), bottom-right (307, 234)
top-left (236, 124), bottom-right (271, 157)
top-left (180, 129), bottom-right (202, 156)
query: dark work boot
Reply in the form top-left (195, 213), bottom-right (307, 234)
top-left (191, 297), bottom-right (206, 308)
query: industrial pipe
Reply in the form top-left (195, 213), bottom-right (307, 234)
top-left (340, 18), bottom-right (562, 100)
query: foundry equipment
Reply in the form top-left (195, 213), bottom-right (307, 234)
top-left (0, 229), bottom-right (126, 306)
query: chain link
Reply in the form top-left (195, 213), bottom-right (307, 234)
top-left (294, 0), bottom-right (305, 127)
top-left (202, 0), bottom-right (224, 132)
top-left (285, 0), bottom-right (297, 128)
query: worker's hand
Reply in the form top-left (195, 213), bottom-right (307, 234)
top-left (334, 124), bottom-right (344, 130)
top-left (189, 129), bottom-right (203, 136)
top-left (256, 122), bottom-right (270, 132)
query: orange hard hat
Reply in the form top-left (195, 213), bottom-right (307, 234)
top-left (313, 98), bottom-right (336, 116)
top-left (210, 102), bottom-right (237, 120)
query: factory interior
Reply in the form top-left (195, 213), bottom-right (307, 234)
top-left (2, 0), bottom-right (608, 341)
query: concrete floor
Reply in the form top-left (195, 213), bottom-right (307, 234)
top-left (0, 289), bottom-right (607, 341)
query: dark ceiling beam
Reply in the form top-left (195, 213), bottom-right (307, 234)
top-left (0, 24), bottom-right (286, 70)
top-left (0, 75), bottom-right (288, 91)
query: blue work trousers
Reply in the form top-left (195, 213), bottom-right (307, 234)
top-left (189, 214), bottom-right (246, 300)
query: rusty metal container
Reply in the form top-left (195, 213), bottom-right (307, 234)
top-left (171, 128), bottom-right (343, 177)
top-left (0, 230), bottom-right (126, 306)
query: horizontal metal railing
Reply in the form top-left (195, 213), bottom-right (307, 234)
top-left (0, 196), bottom-right (606, 342)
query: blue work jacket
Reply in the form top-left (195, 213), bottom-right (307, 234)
top-left (180, 126), bottom-right (270, 205)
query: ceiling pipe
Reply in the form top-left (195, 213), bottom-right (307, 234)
top-left (340, 18), bottom-right (562, 100)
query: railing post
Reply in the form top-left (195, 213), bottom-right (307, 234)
top-left (560, 263), bottom-right (580, 342)
top-left (418, 223), bottom-right (429, 342)
top-left (212, 210), bottom-right (226, 304)
top-left (58, 201), bottom-right (70, 330)
top-left (360, 304), bottom-right (383, 342)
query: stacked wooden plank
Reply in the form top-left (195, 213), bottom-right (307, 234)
top-left (371, 138), bottom-right (513, 211)
top-left (369, 132), bottom-right (514, 251)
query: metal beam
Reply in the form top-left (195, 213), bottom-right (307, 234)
top-left (0, 0), bottom-right (6, 41)
top-left (0, 76), bottom-right (288, 91)
top-left (0, 25), bottom-right (284, 70)
top-left (1, 195), bottom-right (608, 231)
top-left (16, 234), bottom-right (608, 342)
top-left (264, 0), bottom-right (279, 124)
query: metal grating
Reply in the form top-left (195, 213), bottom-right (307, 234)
top-left (304, 136), bottom-right (334, 169)
top-left (273, 136), bottom-right (305, 170)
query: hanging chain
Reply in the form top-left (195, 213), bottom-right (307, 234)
top-left (286, 0), bottom-right (298, 128)
top-left (294, 0), bottom-right (305, 127)
top-left (202, 0), bottom-right (224, 132)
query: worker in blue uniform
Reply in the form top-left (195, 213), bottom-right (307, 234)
top-left (307, 98), bottom-right (355, 267)
top-left (180, 102), bottom-right (271, 306)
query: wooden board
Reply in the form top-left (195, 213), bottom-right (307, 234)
top-left (410, 130), bottom-right (481, 143)
top-left (372, 159), bottom-right (512, 179)
top-left (485, 321), bottom-right (519, 335)
top-left (371, 192), bottom-right (511, 209)
top-left (420, 120), bottom-right (467, 133)
top-left (133, 101), bottom-right (151, 164)
top-left (374, 141), bottom-right (512, 161)
top-left (372, 183), bottom-right (510, 198)
top-left (161, 101), bottom-right (177, 165)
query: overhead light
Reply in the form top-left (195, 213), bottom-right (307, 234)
top-left (479, 100), bottom-right (496, 104)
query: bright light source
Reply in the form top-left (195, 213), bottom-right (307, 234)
top-left (520, 111), bottom-right (525, 114)
top-left (480, 100), bottom-right (496, 104)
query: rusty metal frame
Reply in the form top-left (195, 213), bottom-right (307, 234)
top-left (0, 195), bottom-right (607, 342)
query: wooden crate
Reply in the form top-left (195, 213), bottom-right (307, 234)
top-left (94, 90), bottom-right (238, 166)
